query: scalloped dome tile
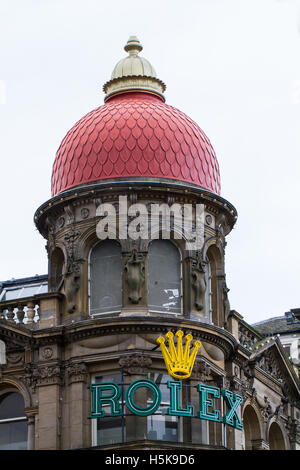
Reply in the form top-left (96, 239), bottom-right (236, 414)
top-left (51, 93), bottom-right (221, 196)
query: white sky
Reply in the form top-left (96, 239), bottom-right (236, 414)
top-left (0, 0), bottom-right (299, 325)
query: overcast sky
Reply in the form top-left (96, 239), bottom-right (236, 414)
top-left (0, 0), bottom-right (299, 325)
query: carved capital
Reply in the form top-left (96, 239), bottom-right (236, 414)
top-left (119, 354), bottom-right (152, 375)
top-left (66, 362), bottom-right (88, 384)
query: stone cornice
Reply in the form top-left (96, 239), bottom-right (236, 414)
top-left (34, 180), bottom-right (237, 239)
top-left (62, 316), bottom-right (238, 359)
top-left (0, 316), bottom-right (238, 360)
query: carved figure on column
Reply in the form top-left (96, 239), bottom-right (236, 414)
top-left (64, 260), bottom-right (81, 313)
top-left (191, 258), bottom-right (207, 311)
top-left (222, 281), bottom-right (230, 327)
top-left (124, 249), bottom-right (145, 304)
top-left (63, 229), bottom-right (81, 313)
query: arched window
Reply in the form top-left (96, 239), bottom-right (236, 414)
top-left (0, 392), bottom-right (27, 450)
top-left (269, 422), bottom-right (286, 450)
top-left (50, 247), bottom-right (64, 291)
top-left (148, 240), bottom-right (182, 314)
top-left (242, 405), bottom-right (261, 450)
top-left (89, 240), bottom-right (122, 315)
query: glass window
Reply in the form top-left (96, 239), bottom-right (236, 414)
top-left (148, 240), bottom-right (182, 314)
top-left (0, 282), bottom-right (48, 301)
top-left (147, 372), bottom-right (179, 442)
top-left (89, 240), bottom-right (122, 315)
top-left (93, 373), bottom-right (125, 446)
top-left (0, 392), bottom-right (27, 450)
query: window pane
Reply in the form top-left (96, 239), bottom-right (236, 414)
top-left (148, 240), bottom-right (181, 313)
top-left (90, 240), bottom-right (122, 314)
top-left (0, 393), bottom-right (26, 420)
top-left (97, 416), bottom-right (124, 445)
top-left (0, 421), bottom-right (27, 450)
top-left (147, 372), bottom-right (179, 442)
top-left (94, 373), bottom-right (125, 446)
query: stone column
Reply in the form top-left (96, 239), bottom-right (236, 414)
top-left (36, 365), bottom-right (62, 450)
top-left (25, 409), bottom-right (38, 450)
top-left (66, 363), bottom-right (88, 449)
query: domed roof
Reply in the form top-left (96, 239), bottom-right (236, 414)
top-left (51, 38), bottom-right (221, 196)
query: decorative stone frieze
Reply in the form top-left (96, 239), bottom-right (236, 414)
top-left (119, 354), bottom-right (152, 375)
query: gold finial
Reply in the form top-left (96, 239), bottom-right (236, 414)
top-left (103, 35), bottom-right (166, 102)
top-left (124, 36), bottom-right (143, 56)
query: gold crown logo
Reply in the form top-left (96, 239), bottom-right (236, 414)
top-left (156, 330), bottom-right (201, 380)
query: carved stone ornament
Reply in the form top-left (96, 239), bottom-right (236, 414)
top-left (119, 354), bottom-right (152, 374)
top-left (124, 250), bottom-right (145, 304)
top-left (257, 395), bottom-right (273, 422)
top-left (42, 347), bottom-right (53, 360)
top-left (191, 359), bottom-right (211, 381)
top-left (64, 264), bottom-right (81, 313)
top-left (191, 258), bottom-right (207, 311)
top-left (81, 208), bottom-right (90, 219)
top-left (6, 352), bottom-right (24, 366)
top-left (36, 365), bottom-right (62, 387)
top-left (63, 229), bottom-right (82, 313)
top-left (21, 364), bottom-right (63, 389)
top-left (222, 281), bottom-right (230, 327)
top-left (66, 362), bottom-right (88, 384)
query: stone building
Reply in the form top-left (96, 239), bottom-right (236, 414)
top-left (0, 37), bottom-right (299, 451)
top-left (253, 309), bottom-right (300, 378)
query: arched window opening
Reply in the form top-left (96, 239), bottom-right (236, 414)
top-left (148, 240), bottom-right (182, 314)
top-left (0, 392), bottom-right (27, 450)
top-left (269, 422), bottom-right (286, 450)
top-left (242, 405), bottom-right (261, 450)
top-left (50, 247), bottom-right (65, 291)
top-left (89, 240), bottom-right (122, 315)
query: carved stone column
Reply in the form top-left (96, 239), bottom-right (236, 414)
top-left (66, 362), bottom-right (88, 449)
top-left (24, 407), bottom-right (38, 450)
top-left (36, 364), bottom-right (63, 450)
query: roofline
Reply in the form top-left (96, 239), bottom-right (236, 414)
top-left (0, 274), bottom-right (48, 289)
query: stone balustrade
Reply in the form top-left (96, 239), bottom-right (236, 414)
top-left (0, 297), bottom-right (40, 325)
top-left (0, 292), bottom-right (63, 328)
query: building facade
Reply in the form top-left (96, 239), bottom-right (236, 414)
top-left (0, 37), bottom-right (299, 451)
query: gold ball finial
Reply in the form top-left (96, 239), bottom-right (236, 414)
top-left (124, 36), bottom-right (143, 55)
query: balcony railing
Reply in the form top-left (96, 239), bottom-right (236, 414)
top-left (0, 292), bottom-right (62, 328)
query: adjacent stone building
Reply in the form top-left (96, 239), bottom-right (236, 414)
top-left (0, 37), bottom-right (299, 450)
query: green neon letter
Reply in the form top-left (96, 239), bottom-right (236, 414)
top-left (197, 384), bottom-right (221, 422)
top-left (90, 382), bottom-right (122, 418)
top-left (125, 379), bottom-right (161, 416)
top-left (222, 389), bottom-right (243, 430)
top-left (167, 380), bottom-right (194, 417)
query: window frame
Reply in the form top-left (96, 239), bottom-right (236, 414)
top-left (88, 240), bottom-right (123, 317)
top-left (147, 240), bottom-right (183, 316)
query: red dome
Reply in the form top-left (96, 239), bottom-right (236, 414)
top-left (51, 93), bottom-right (221, 196)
